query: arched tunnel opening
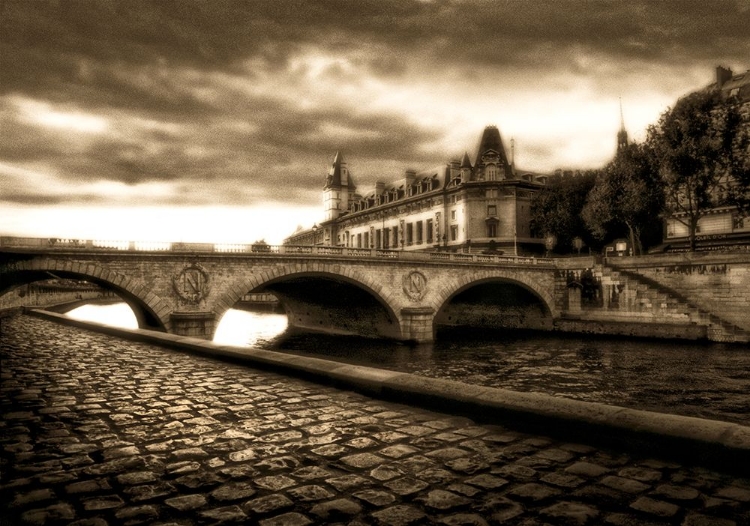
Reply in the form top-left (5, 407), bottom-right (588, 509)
top-left (0, 270), bottom-right (165, 332)
top-left (215, 274), bottom-right (400, 345)
top-left (435, 280), bottom-right (552, 338)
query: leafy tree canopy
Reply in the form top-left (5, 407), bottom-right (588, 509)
top-left (582, 142), bottom-right (664, 254)
top-left (647, 89), bottom-right (750, 250)
top-left (530, 170), bottom-right (598, 254)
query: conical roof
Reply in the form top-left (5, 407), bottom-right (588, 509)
top-left (325, 151), bottom-right (344, 188)
top-left (460, 151), bottom-right (472, 169)
top-left (475, 126), bottom-right (510, 166)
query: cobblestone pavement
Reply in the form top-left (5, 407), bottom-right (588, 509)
top-left (2, 315), bottom-right (749, 526)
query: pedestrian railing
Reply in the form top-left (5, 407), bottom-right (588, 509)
top-left (0, 236), bottom-right (553, 265)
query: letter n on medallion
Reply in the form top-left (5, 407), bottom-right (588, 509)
top-left (403, 270), bottom-right (427, 302)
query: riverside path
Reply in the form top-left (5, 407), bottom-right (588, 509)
top-left (2, 315), bottom-right (749, 525)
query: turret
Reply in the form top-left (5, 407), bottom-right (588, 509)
top-left (323, 151), bottom-right (354, 221)
top-left (459, 152), bottom-right (472, 182)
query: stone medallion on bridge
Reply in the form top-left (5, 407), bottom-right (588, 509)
top-left (403, 270), bottom-right (427, 302)
top-left (172, 263), bottom-right (210, 304)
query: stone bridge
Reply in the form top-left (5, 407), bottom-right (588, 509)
top-left (0, 237), bottom-right (562, 342)
top-left (2, 237), bottom-right (748, 343)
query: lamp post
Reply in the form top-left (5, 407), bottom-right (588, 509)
top-left (312, 223), bottom-right (318, 246)
top-left (573, 236), bottom-right (584, 256)
top-left (544, 233), bottom-right (557, 257)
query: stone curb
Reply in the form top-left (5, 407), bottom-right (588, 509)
top-left (26, 308), bottom-right (750, 473)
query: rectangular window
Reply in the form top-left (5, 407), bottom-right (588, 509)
top-left (357, 233), bottom-right (362, 248)
top-left (426, 219), bottom-right (433, 243)
top-left (450, 225), bottom-right (458, 241)
top-left (384, 229), bottom-right (390, 249)
top-left (487, 205), bottom-right (497, 216)
top-left (487, 223), bottom-right (497, 237)
top-left (376, 229), bottom-right (382, 248)
top-left (416, 221), bottom-right (423, 244)
top-left (451, 210), bottom-right (457, 221)
top-left (392, 227), bottom-right (399, 248)
top-left (406, 223), bottom-right (413, 245)
top-left (364, 232), bottom-right (369, 248)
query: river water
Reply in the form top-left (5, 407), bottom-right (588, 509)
top-left (65, 303), bottom-right (750, 426)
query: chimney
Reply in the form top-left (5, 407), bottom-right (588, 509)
top-left (375, 181), bottom-right (385, 194)
top-left (716, 66), bottom-right (733, 88)
top-left (404, 169), bottom-right (416, 186)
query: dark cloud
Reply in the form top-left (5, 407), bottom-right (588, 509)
top-left (5, 1), bottom-right (748, 86)
top-left (1, 0), bottom-right (749, 208)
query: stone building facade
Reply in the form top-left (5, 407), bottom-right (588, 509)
top-left (285, 126), bottom-right (549, 254)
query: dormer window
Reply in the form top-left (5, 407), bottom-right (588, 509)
top-left (487, 164), bottom-right (498, 181)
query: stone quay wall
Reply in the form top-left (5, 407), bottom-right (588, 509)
top-left (610, 252), bottom-right (750, 332)
top-left (0, 289), bottom-right (106, 317)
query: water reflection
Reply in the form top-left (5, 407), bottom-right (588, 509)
top-left (214, 309), bottom-right (288, 347)
top-left (66, 302), bottom-right (138, 329)
top-left (64, 302), bottom-right (750, 426)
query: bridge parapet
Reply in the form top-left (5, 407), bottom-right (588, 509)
top-left (0, 236), bottom-right (554, 266)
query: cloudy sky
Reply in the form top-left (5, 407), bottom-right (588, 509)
top-left (2, 0), bottom-right (749, 244)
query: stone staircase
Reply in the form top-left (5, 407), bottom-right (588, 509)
top-left (594, 263), bottom-right (750, 344)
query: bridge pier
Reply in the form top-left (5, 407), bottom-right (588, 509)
top-left (170, 311), bottom-right (216, 340)
top-left (400, 307), bottom-right (435, 343)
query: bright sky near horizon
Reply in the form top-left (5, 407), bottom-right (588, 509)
top-left (1, 0), bottom-right (749, 245)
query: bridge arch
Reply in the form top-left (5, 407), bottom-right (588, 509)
top-left (430, 270), bottom-right (556, 336)
top-left (215, 262), bottom-right (402, 340)
top-left (432, 270), bottom-right (556, 316)
top-left (0, 258), bottom-right (170, 332)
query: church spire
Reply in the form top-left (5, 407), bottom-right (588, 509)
top-left (617, 98), bottom-right (628, 151)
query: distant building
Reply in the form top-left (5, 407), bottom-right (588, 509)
top-left (712, 66), bottom-right (750, 103)
top-left (662, 66), bottom-right (750, 251)
top-left (284, 126), bottom-right (550, 254)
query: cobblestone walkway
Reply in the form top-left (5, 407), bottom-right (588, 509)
top-left (1, 315), bottom-right (749, 525)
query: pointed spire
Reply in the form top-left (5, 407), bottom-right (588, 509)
top-left (617, 98), bottom-right (628, 151)
top-left (325, 151), bottom-right (344, 188)
top-left (460, 151), bottom-right (472, 169)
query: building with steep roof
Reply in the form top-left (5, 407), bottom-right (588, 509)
top-left (285, 126), bottom-right (550, 254)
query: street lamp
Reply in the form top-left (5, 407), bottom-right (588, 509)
top-left (544, 233), bottom-right (557, 257)
top-left (312, 223), bottom-right (318, 245)
top-left (573, 236), bottom-right (584, 255)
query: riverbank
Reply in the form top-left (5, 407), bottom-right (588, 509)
top-left (23, 308), bottom-right (750, 474)
top-left (3, 313), bottom-right (749, 525)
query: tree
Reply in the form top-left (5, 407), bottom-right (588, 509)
top-left (647, 89), bottom-right (750, 251)
top-left (582, 142), bottom-right (663, 255)
top-left (530, 170), bottom-right (598, 254)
